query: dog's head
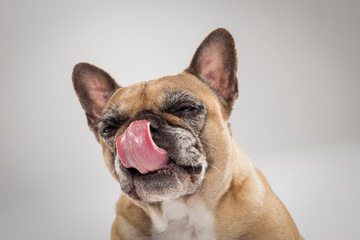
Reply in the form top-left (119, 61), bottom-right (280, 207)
top-left (73, 29), bottom-right (238, 203)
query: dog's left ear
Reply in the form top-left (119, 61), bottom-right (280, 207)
top-left (72, 63), bottom-right (119, 138)
top-left (187, 28), bottom-right (238, 111)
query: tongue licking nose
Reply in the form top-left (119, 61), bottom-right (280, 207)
top-left (116, 120), bottom-right (170, 174)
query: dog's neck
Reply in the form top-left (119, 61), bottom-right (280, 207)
top-left (197, 139), bottom-right (251, 209)
top-left (149, 197), bottom-right (216, 240)
top-left (147, 139), bottom-right (250, 240)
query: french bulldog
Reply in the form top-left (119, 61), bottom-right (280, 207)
top-left (72, 28), bottom-right (303, 240)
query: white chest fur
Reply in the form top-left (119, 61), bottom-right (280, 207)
top-left (150, 199), bottom-right (216, 240)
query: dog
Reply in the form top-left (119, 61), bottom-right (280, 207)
top-left (72, 28), bottom-right (303, 239)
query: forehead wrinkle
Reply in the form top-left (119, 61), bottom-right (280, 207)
top-left (102, 105), bottom-right (119, 120)
top-left (138, 85), bottom-right (152, 111)
top-left (108, 81), bottom-right (167, 118)
top-left (140, 82), bottom-right (166, 113)
top-left (129, 84), bottom-right (158, 116)
top-left (163, 90), bottom-right (204, 109)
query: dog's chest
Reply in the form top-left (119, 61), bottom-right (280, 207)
top-left (151, 200), bottom-right (216, 240)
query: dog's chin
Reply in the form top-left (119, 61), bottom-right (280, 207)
top-left (119, 160), bottom-right (206, 203)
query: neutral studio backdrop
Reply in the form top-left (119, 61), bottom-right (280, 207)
top-left (1, 0), bottom-right (359, 239)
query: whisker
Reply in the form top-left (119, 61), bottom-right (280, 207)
top-left (110, 102), bottom-right (117, 109)
top-left (208, 163), bottom-right (225, 176)
top-left (205, 142), bottom-right (220, 152)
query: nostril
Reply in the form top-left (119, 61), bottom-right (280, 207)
top-left (149, 121), bottom-right (160, 132)
top-left (135, 113), bottom-right (164, 132)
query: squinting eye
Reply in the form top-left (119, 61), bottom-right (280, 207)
top-left (100, 125), bottom-right (119, 138)
top-left (178, 106), bottom-right (197, 112)
top-left (102, 126), bottom-right (116, 134)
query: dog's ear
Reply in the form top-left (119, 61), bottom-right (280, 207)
top-left (72, 63), bottom-right (119, 137)
top-left (187, 28), bottom-right (238, 111)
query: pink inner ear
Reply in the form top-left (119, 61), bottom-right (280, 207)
top-left (188, 29), bottom-right (238, 101)
top-left (200, 55), bottom-right (223, 80)
top-left (198, 52), bottom-right (233, 98)
top-left (87, 75), bottom-right (114, 113)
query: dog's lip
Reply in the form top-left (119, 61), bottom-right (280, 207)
top-left (126, 159), bottom-right (202, 176)
top-left (124, 160), bottom-right (203, 202)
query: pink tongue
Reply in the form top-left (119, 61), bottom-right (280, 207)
top-left (116, 120), bottom-right (170, 174)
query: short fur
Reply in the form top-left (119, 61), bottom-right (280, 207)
top-left (73, 28), bottom-right (303, 239)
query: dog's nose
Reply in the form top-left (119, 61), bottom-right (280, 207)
top-left (148, 118), bottom-right (160, 131)
top-left (135, 113), bottom-right (163, 132)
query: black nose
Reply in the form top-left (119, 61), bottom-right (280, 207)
top-left (149, 117), bottom-right (160, 131)
top-left (134, 113), bottom-right (168, 150)
top-left (135, 113), bottom-right (164, 133)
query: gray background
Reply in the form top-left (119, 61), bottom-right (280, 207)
top-left (1, 0), bottom-right (359, 239)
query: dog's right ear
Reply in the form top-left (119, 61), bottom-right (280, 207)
top-left (72, 63), bottom-right (119, 138)
top-left (186, 28), bottom-right (238, 116)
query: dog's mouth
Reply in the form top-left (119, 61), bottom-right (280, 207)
top-left (126, 160), bottom-right (203, 176)
top-left (115, 120), bottom-right (205, 202)
top-left (125, 159), bottom-right (204, 203)
top-left (116, 120), bottom-right (170, 174)
top-left (116, 120), bottom-right (203, 176)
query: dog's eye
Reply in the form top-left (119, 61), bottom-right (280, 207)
top-left (100, 122), bottom-right (122, 138)
top-left (172, 105), bottom-right (199, 117)
top-left (102, 126), bottom-right (116, 134)
top-left (178, 106), bottom-right (197, 112)
top-left (99, 110), bottom-right (127, 139)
